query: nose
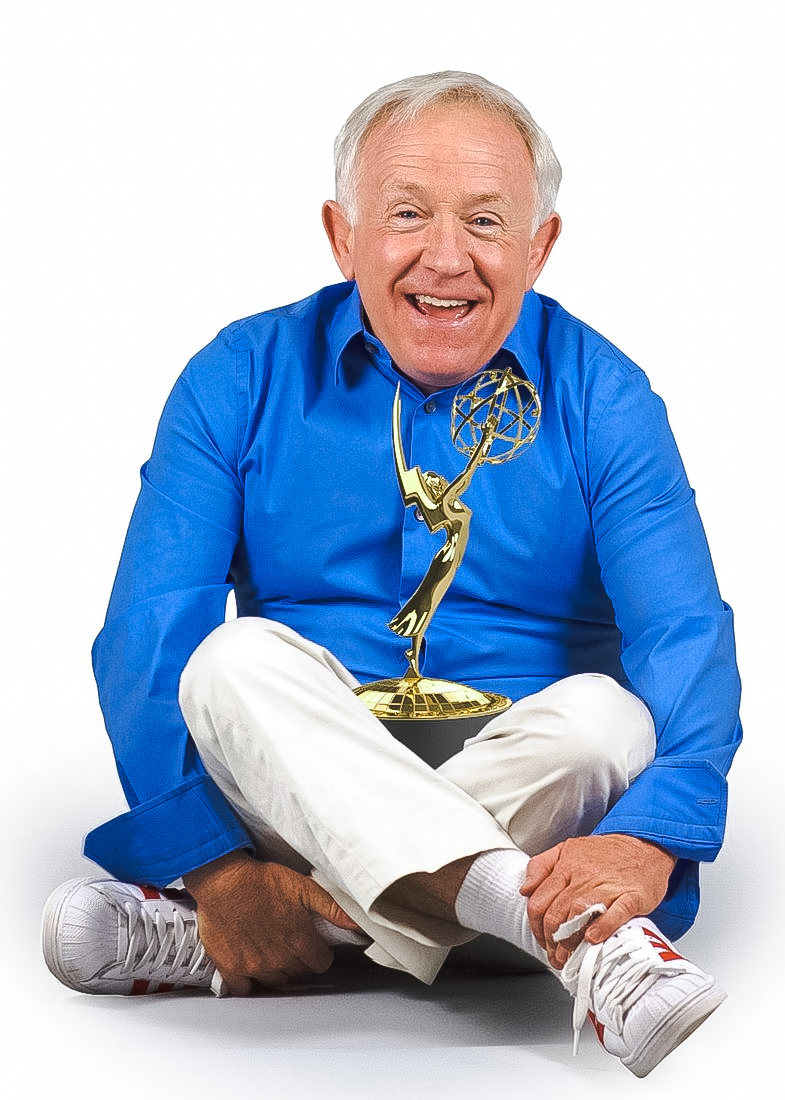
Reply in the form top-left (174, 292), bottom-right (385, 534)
top-left (420, 215), bottom-right (472, 277)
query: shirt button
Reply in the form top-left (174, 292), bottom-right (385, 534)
top-left (414, 508), bottom-right (424, 522)
top-left (424, 400), bottom-right (436, 413)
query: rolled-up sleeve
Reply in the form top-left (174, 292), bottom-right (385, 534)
top-left (85, 332), bottom-right (255, 885)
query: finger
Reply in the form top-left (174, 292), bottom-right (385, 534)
top-left (302, 879), bottom-right (362, 930)
top-left (519, 845), bottom-right (561, 897)
top-left (584, 894), bottom-right (639, 944)
top-left (254, 943), bottom-right (335, 985)
top-left (220, 972), bottom-right (254, 997)
top-left (549, 917), bottom-right (601, 969)
top-left (547, 897), bottom-right (602, 941)
top-left (550, 926), bottom-right (583, 968)
top-left (540, 904), bottom-right (589, 966)
top-left (551, 944), bottom-right (572, 970)
top-left (252, 968), bottom-right (294, 989)
top-left (291, 931), bottom-right (335, 975)
top-left (524, 868), bottom-right (572, 949)
top-left (529, 892), bottom-right (603, 969)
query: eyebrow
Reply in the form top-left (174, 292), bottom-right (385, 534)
top-left (384, 181), bottom-right (508, 207)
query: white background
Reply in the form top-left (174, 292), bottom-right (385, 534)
top-left (2, 1), bottom-right (781, 1095)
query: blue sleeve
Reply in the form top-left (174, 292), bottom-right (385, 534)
top-left (586, 365), bottom-right (742, 871)
top-left (84, 331), bottom-right (255, 886)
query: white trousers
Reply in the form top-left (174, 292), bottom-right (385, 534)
top-left (179, 617), bottom-right (655, 983)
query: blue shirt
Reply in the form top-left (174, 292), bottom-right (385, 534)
top-left (85, 281), bottom-right (742, 940)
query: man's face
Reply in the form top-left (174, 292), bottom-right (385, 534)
top-left (323, 105), bottom-right (560, 392)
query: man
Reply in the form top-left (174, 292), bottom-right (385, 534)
top-left (42, 72), bottom-right (741, 1078)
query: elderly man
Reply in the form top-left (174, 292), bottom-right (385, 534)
top-left (43, 72), bottom-right (741, 1078)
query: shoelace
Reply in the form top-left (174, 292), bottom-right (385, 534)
top-left (118, 900), bottom-right (213, 985)
top-left (562, 930), bottom-right (688, 1054)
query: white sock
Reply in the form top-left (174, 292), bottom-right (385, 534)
top-left (312, 915), bottom-right (370, 947)
top-left (454, 848), bottom-right (545, 962)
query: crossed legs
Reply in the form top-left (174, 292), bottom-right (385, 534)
top-left (44, 616), bottom-right (723, 1077)
top-left (178, 617), bottom-right (655, 981)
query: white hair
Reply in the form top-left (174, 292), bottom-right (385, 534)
top-left (334, 71), bottom-right (562, 232)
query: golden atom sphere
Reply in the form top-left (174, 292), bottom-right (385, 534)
top-left (451, 368), bottom-right (541, 465)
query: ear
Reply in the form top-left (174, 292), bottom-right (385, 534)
top-left (525, 212), bottom-right (562, 290)
top-left (322, 201), bottom-right (356, 280)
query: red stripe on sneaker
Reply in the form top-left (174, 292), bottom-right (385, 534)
top-left (587, 1010), bottom-right (606, 1048)
top-left (130, 980), bottom-right (150, 995)
top-left (139, 885), bottom-right (161, 901)
top-left (153, 983), bottom-right (175, 994)
top-left (643, 927), bottom-right (684, 963)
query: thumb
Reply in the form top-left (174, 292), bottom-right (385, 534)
top-left (520, 844), bottom-right (562, 896)
top-left (302, 878), bottom-right (362, 930)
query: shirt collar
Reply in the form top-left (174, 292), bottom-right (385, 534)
top-left (330, 283), bottom-right (366, 388)
top-left (331, 282), bottom-right (545, 394)
top-left (498, 290), bottom-right (545, 393)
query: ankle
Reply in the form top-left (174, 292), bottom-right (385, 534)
top-left (454, 848), bottom-right (532, 949)
top-left (380, 854), bottom-right (478, 922)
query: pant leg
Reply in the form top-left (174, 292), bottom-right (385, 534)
top-left (179, 620), bottom-right (655, 982)
top-left (178, 617), bottom-right (518, 981)
top-left (437, 672), bottom-right (656, 855)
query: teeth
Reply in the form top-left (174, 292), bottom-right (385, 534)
top-left (415, 295), bottom-right (469, 308)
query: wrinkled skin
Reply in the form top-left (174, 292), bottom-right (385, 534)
top-left (520, 834), bottom-right (677, 968)
top-left (183, 851), bottom-right (360, 994)
top-left (322, 104), bottom-right (560, 393)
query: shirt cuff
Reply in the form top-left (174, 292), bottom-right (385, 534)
top-left (83, 774), bottom-right (254, 887)
top-left (594, 758), bottom-right (728, 862)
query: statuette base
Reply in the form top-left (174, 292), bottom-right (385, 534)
top-left (353, 673), bottom-right (510, 722)
top-left (354, 673), bottom-right (510, 768)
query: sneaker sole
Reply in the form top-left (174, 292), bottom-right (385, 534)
top-left (622, 980), bottom-right (727, 1078)
top-left (41, 877), bottom-right (107, 992)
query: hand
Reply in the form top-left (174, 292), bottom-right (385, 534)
top-left (520, 834), bottom-right (676, 969)
top-left (183, 852), bottom-right (361, 995)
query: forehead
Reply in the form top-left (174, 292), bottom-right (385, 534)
top-left (355, 105), bottom-right (536, 204)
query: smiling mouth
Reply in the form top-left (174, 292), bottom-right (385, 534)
top-left (408, 294), bottom-right (477, 320)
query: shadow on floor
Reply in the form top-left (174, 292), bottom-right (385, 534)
top-left (70, 943), bottom-right (574, 1052)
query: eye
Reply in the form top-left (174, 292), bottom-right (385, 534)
top-left (471, 215), bottom-right (500, 229)
top-left (393, 208), bottom-right (421, 221)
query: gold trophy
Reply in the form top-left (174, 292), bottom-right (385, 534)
top-left (354, 367), bottom-right (540, 763)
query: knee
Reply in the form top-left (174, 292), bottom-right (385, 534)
top-left (477, 673), bottom-right (654, 780)
top-left (539, 674), bottom-right (654, 778)
top-left (179, 618), bottom-right (282, 709)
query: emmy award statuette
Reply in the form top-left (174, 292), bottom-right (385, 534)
top-left (354, 367), bottom-right (541, 766)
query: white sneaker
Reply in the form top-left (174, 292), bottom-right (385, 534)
top-left (559, 917), bottom-right (726, 1077)
top-left (42, 877), bottom-right (218, 995)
